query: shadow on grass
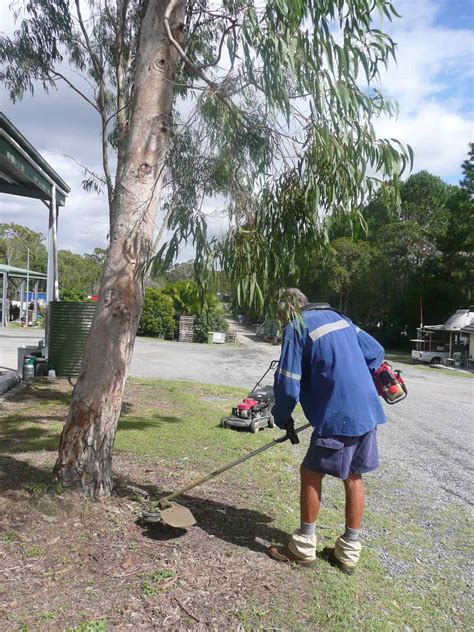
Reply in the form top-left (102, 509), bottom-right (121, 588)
top-left (0, 411), bottom-right (184, 455)
top-left (0, 413), bottom-right (64, 453)
top-left (18, 384), bottom-right (72, 405)
top-left (0, 454), bottom-right (288, 555)
top-left (115, 476), bottom-right (288, 554)
top-left (118, 413), bottom-right (183, 429)
top-left (0, 454), bottom-right (52, 493)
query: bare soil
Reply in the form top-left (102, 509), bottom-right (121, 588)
top-left (0, 382), bottom-right (305, 631)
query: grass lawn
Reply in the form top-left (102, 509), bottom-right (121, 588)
top-left (0, 379), bottom-right (471, 631)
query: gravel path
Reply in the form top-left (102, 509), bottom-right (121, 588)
top-left (6, 328), bottom-right (472, 509)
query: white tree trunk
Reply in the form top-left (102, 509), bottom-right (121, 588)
top-left (54, 0), bottom-right (186, 496)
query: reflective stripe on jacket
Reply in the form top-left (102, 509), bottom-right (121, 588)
top-left (272, 309), bottom-right (386, 436)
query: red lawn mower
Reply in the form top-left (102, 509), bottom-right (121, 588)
top-left (220, 360), bottom-right (278, 433)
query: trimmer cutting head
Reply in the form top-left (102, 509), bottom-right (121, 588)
top-left (142, 501), bottom-right (197, 528)
top-left (141, 421), bottom-right (312, 529)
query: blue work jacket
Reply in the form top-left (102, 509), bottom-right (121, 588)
top-left (272, 308), bottom-right (386, 436)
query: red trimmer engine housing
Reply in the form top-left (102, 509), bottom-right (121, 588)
top-left (373, 362), bottom-right (407, 405)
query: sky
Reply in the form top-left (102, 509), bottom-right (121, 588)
top-left (0, 0), bottom-right (473, 258)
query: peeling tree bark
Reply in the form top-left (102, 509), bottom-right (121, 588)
top-left (53, 0), bottom-right (186, 497)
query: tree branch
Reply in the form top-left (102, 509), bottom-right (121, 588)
top-left (49, 70), bottom-right (99, 112)
top-left (74, 0), bottom-right (114, 202)
top-left (197, 22), bottom-right (238, 71)
top-left (164, 0), bottom-right (232, 107)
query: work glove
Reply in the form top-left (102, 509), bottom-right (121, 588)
top-left (284, 416), bottom-right (300, 445)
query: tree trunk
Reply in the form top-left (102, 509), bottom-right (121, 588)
top-left (53, 0), bottom-right (186, 497)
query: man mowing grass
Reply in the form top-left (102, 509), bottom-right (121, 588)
top-left (267, 289), bottom-right (385, 574)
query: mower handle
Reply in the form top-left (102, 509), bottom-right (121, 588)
top-left (250, 359), bottom-right (280, 392)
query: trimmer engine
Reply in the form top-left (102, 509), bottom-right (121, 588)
top-left (373, 362), bottom-right (407, 404)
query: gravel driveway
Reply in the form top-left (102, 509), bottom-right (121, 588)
top-left (4, 328), bottom-right (472, 508)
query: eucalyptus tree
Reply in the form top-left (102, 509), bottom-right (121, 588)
top-left (1, 0), bottom-right (411, 496)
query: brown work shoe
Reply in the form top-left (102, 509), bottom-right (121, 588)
top-left (321, 547), bottom-right (355, 575)
top-left (266, 544), bottom-right (316, 567)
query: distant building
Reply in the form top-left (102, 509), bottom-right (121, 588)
top-left (411, 308), bottom-right (474, 367)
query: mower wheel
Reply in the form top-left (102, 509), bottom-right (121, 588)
top-left (250, 420), bottom-right (259, 433)
top-left (268, 415), bottom-right (276, 428)
top-left (220, 417), bottom-right (228, 428)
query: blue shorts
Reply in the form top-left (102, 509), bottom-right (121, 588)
top-left (302, 428), bottom-right (379, 480)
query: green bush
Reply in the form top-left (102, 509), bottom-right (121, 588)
top-left (59, 288), bottom-right (91, 302)
top-left (193, 310), bottom-right (229, 343)
top-left (162, 280), bottom-right (229, 343)
top-left (138, 288), bottom-right (175, 338)
top-left (162, 280), bottom-right (218, 315)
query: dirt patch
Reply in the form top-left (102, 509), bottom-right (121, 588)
top-left (0, 381), bottom-right (303, 631)
top-left (0, 450), bottom-right (303, 631)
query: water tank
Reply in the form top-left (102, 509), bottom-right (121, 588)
top-left (47, 302), bottom-right (97, 377)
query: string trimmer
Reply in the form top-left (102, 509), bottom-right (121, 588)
top-left (142, 420), bottom-right (311, 529)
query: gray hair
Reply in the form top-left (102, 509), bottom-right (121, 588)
top-left (278, 288), bottom-right (308, 309)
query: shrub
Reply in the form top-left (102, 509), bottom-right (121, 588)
top-left (138, 288), bottom-right (175, 338)
top-left (59, 288), bottom-right (91, 302)
top-left (162, 280), bottom-right (229, 343)
top-left (193, 310), bottom-right (229, 343)
top-left (162, 280), bottom-right (217, 315)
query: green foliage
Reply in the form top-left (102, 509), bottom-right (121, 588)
top-left (58, 250), bottom-right (102, 295)
top-left (0, 223), bottom-right (47, 272)
top-left (141, 569), bottom-right (176, 598)
top-left (301, 162), bottom-right (473, 345)
top-left (59, 288), bottom-right (91, 302)
top-left (460, 142), bottom-right (474, 195)
top-left (70, 620), bottom-right (108, 632)
top-left (1, 0), bottom-right (412, 331)
top-left (153, 1), bottom-right (412, 313)
top-left (193, 310), bottom-right (229, 343)
top-left (304, 238), bottom-right (372, 313)
top-left (161, 280), bottom-right (228, 342)
top-left (162, 280), bottom-right (218, 316)
top-left (398, 170), bottom-right (449, 229)
top-left (137, 289), bottom-right (175, 339)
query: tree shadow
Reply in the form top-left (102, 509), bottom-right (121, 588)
top-left (118, 413), bottom-right (184, 429)
top-left (18, 384), bottom-right (72, 405)
top-left (0, 410), bottom-right (183, 455)
top-left (0, 413), bottom-right (63, 453)
top-left (0, 454), bottom-right (289, 554)
top-left (114, 476), bottom-right (289, 554)
top-left (0, 454), bottom-right (52, 494)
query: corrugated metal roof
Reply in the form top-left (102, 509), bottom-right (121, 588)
top-left (0, 264), bottom-right (47, 280)
top-left (443, 309), bottom-right (474, 331)
top-left (461, 323), bottom-right (474, 333)
top-left (0, 112), bottom-right (70, 193)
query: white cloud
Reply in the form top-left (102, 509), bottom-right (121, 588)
top-left (373, 0), bottom-right (474, 178)
top-left (377, 103), bottom-right (472, 179)
top-left (0, 0), bottom-right (472, 257)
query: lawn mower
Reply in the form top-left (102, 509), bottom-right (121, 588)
top-left (220, 360), bottom-right (279, 433)
top-left (141, 359), bottom-right (408, 529)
